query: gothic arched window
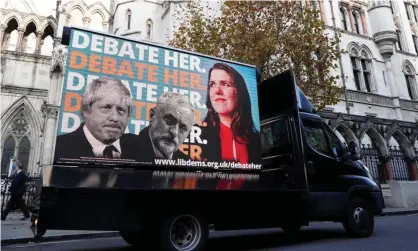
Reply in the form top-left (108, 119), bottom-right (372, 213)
top-left (1, 110), bottom-right (32, 175)
top-left (352, 11), bottom-right (361, 34)
top-left (17, 137), bottom-right (31, 173)
top-left (146, 19), bottom-right (153, 39)
top-left (340, 7), bottom-right (347, 30)
top-left (349, 45), bottom-right (375, 93)
top-left (403, 63), bottom-right (418, 100)
top-left (1, 136), bottom-right (16, 175)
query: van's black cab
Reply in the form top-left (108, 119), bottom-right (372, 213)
top-left (258, 70), bottom-right (385, 237)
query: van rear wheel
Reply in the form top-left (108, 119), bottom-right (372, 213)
top-left (342, 198), bottom-right (374, 238)
top-left (160, 213), bottom-right (208, 251)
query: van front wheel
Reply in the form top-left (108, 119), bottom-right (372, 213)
top-left (160, 213), bottom-right (208, 251)
top-left (342, 198), bottom-right (374, 238)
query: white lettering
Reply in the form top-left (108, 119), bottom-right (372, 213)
top-left (118, 41), bottom-right (135, 59)
top-left (149, 47), bottom-right (159, 64)
top-left (135, 44), bottom-right (148, 61)
top-left (61, 113), bottom-right (81, 133)
top-left (179, 53), bottom-right (189, 70)
top-left (190, 55), bottom-right (205, 73)
top-left (104, 37), bottom-right (119, 55)
top-left (71, 30), bottom-right (89, 49)
top-left (66, 72), bottom-right (84, 91)
top-left (165, 50), bottom-right (178, 67)
top-left (90, 34), bottom-right (104, 53)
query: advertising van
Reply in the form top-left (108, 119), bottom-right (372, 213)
top-left (32, 26), bottom-right (384, 251)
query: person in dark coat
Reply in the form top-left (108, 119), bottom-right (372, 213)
top-left (1, 160), bottom-right (31, 221)
top-left (54, 76), bottom-right (140, 163)
top-left (136, 92), bottom-right (195, 163)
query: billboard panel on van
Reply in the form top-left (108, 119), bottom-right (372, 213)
top-left (53, 27), bottom-right (262, 171)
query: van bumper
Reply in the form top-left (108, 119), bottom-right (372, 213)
top-left (371, 190), bottom-right (385, 215)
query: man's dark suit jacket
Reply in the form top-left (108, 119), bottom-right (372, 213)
top-left (136, 126), bottom-right (190, 163)
top-left (9, 170), bottom-right (27, 196)
top-left (54, 123), bottom-right (141, 162)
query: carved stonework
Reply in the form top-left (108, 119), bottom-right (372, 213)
top-left (1, 50), bottom-right (51, 63)
top-left (50, 48), bottom-right (67, 76)
top-left (41, 104), bottom-right (59, 120)
top-left (319, 111), bottom-right (418, 158)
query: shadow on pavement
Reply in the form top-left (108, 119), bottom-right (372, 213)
top-left (205, 229), bottom-right (349, 251)
top-left (95, 228), bottom-right (351, 251)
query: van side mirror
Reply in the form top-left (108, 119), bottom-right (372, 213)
top-left (343, 141), bottom-right (361, 160)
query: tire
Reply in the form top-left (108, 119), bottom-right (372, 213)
top-left (159, 213), bottom-right (209, 251)
top-left (342, 198), bottom-right (374, 238)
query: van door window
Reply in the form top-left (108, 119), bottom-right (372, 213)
top-left (302, 119), bottom-right (331, 156)
top-left (323, 123), bottom-right (343, 157)
top-left (261, 118), bottom-right (289, 152)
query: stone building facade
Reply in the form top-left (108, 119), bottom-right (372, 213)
top-left (1, 0), bottom-right (417, 207)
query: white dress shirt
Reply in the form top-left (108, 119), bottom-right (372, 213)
top-left (83, 125), bottom-right (122, 158)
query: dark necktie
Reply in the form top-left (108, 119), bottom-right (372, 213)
top-left (103, 145), bottom-right (118, 158)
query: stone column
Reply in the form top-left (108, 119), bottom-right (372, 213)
top-left (2, 33), bottom-right (10, 51)
top-left (41, 103), bottom-right (60, 166)
top-left (82, 17), bottom-right (91, 29)
top-left (41, 70), bottom-right (63, 166)
top-left (102, 21), bottom-right (109, 32)
top-left (0, 24), bottom-right (5, 46)
top-left (379, 156), bottom-right (393, 181)
top-left (319, 0), bottom-right (325, 21)
top-left (382, 54), bottom-right (402, 120)
top-left (348, 6), bottom-right (355, 32)
top-left (15, 28), bottom-right (25, 52)
top-left (361, 11), bottom-right (368, 36)
top-left (405, 157), bottom-right (418, 181)
top-left (34, 31), bottom-right (43, 54)
top-left (21, 36), bottom-right (28, 53)
top-left (65, 15), bottom-right (71, 26)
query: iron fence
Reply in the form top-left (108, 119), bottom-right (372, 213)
top-left (1, 174), bottom-right (40, 213)
top-left (360, 144), bottom-right (382, 183)
top-left (389, 146), bottom-right (410, 181)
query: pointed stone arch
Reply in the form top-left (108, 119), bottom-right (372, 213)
top-left (360, 45), bottom-right (373, 59)
top-left (1, 96), bottom-right (42, 144)
top-left (402, 60), bottom-right (416, 74)
top-left (347, 41), bottom-right (361, 55)
top-left (386, 125), bottom-right (415, 157)
top-left (40, 19), bottom-right (57, 36)
top-left (88, 2), bottom-right (110, 20)
top-left (21, 15), bottom-right (42, 31)
top-left (333, 121), bottom-right (359, 146)
top-left (1, 97), bottom-right (43, 174)
top-left (357, 121), bottom-right (389, 156)
top-left (1, 12), bottom-right (23, 27)
top-left (63, 0), bottom-right (89, 17)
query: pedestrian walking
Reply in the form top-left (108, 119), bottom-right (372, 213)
top-left (1, 160), bottom-right (31, 221)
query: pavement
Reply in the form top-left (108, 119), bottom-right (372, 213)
top-left (2, 213), bottom-right (418, 251)
top-left (1, 207), bottom-right (418, 246)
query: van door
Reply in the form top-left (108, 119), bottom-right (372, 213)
top-left (260, 116), bottom-right (307, 191)
top-left (300, 114), bottom-right (347, 217)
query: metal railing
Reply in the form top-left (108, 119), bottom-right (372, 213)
top-left (389, 146), bottom-right (410, 181)
top-left (1, 174), bottom-right (40, 213)
top-left (360, 144), bottom-right (382, 183)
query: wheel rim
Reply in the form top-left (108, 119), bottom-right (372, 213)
top-left (353, 207), bottom-right (369, 229)
top-left (170, 215), bottom-right (201, 251)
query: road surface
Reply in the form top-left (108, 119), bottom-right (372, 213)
top-left (3, 214), bottom-right (418, 251)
